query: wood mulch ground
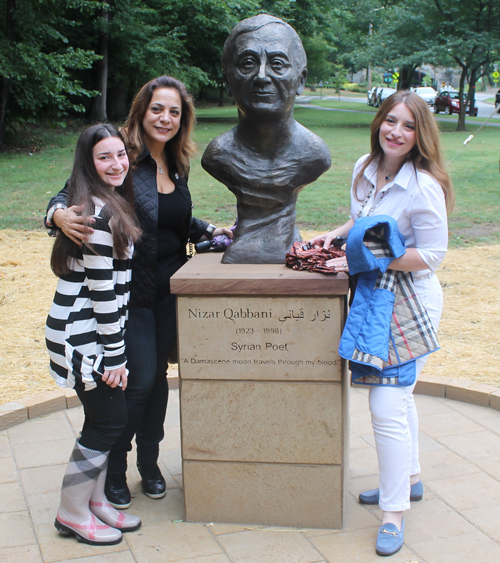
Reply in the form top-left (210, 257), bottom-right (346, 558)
top-left (1, 229), bottom-right (499, 405)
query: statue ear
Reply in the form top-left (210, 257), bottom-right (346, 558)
top-left (296, 68), bottom-right (307, 95)
top-left (223, 73), bottom-right (232, 97)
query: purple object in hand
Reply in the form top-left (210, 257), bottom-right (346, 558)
top-left (210, 222), bottom-right (236, 251)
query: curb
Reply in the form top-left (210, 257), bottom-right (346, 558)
top-left (1, 371), bottom-right (499, 431)
top-left (0, 371), bottom-right (179, 431)
top-left (414, 375), bottom-right (500, 409)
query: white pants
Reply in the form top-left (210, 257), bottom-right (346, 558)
top-left (368, 274), bottom-right (444, 512)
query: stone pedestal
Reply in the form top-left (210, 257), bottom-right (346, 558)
top-left (170, 253), bottom-right (349, 529)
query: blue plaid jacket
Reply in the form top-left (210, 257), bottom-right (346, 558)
top-left (339, 215), bottom-right (439, 387)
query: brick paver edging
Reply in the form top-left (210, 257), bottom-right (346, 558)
top-left (1, 373), bottom-right (499, 431)
top-left (0, 373), bottom-right (179, 431)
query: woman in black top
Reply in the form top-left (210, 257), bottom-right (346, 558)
top-left (46, 76), bottom-right (232, 509)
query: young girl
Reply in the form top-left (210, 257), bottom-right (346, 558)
top-left (311, 91), bottom-right (453, 556)
top-left (46, 124), bottom-right (142, 545)
top-left (46, 76), bottom-right (232, 509)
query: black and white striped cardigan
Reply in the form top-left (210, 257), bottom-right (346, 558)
top-left (45, 200), bottom-right (133, 391)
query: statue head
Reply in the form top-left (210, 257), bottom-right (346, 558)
top-left (222, 14), bottom-right (307, 120)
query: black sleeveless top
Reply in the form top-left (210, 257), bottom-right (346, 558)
top-left (156, 185), bottom-right (190, 297)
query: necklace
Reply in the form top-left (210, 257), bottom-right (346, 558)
top-left (357, 185), bottom-right (392, 218)
top-left (357, 159), bottom-right (404, 217)
top-left (158, 167), bottom-right (164, 175)
top-left (383, 168), bottom-right (396, 182)
top-left (383, 159), bottom-right (406, 183)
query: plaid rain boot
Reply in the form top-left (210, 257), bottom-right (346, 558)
top-left (90, 457), bottom-right (141, 532)
top-left (54, 441), bottom-right (123, 545)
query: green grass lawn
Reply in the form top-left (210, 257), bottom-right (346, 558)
top-left (0, 127), bottom-right (80, 230)
top-left (302, 87), bottom-right (366, 97)
top-left (303, 99), bottom-right (377, 113)
top-left (1, 104), bottom-right (499, 246)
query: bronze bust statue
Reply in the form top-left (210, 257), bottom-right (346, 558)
top-left (202, 14), bottom-right (331, 264)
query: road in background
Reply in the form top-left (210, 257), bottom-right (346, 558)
top-left (297, 92), bottom-right (500, 121)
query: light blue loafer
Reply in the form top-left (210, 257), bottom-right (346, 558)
top-left (376, 519), bottom-right (404, 556)
top-left (359, 480), bottom-right (423, 505)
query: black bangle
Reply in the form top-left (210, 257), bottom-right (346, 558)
top-left (205, 224), bottom-right (217, 239)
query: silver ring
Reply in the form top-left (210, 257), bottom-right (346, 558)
top-left (342, 262), bottom-right (347, 268)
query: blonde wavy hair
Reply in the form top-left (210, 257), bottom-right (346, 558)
top-left (122, 75), bottom-right (196, 177)
top-left (354, 90), bottom-right (454, 213)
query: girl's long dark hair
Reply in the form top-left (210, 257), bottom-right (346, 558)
top-left (51, 124), bottom-right (141, 277)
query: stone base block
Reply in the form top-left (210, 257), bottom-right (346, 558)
top-left (181, 380), bottom-right (342, 465)
top-left (183, 460), bottom-right (343, 529)
top-left (173, 254), bottom-right (349, 529)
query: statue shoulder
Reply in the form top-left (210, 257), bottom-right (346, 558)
top-left (201, 127), bottom-right (240, 181)
top-left (292, 121), bottom-right (329, 154)
top-left (291, 121), bottom-right (331, 173)
top-left (203, 129), bottom-right (237, 159)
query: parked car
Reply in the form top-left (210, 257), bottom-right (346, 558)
top-left (438, 87), bottom-right (458, 94)
top-left (434, 90), bottom-right (478, 116)
top-left (367, 86), bottom-right (380, 106)
top-left (411, 86), bottom-right (437, 106)
top-left (495, 89), bottom-right (500, 107)
top-left (376, 87), bottom-right (397, 107)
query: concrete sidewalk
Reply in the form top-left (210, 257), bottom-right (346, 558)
top-left (2, 385), bottom-right (500, 563)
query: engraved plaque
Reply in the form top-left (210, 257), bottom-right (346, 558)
top-left (177, 296), bottom-right (343, 381)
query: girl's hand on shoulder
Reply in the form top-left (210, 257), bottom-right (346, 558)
top-left (102, 366), bottom-right (128, 390)
top-left (53, 205), bottom-right (95, 246)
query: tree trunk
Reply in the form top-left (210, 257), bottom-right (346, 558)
top-left (457, 69), bottom-right (467, 132)
top-left (107, 83), bottom-right (129, 120)
top-left (0, 77), bottom-right (10, 149)
top-left (218, 83), bottom-right (225, 107)
top-left (0, 0), bottom-right (16, 149)
top-left (89, 6), bottom-right (110, 122)
top-left (398, 64), bottom-right (417, 90)
top-left (467, 68), bottom-right (477, 117)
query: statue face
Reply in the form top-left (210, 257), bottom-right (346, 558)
top-left (226, 24), bottom-right (306, 119)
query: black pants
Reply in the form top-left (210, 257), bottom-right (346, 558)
top-left (108, 293), bottom-right (177, 474)
top-left (75, 378), bottom-right (128, 452)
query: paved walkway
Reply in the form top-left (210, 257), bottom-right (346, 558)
top-left (2, 386), bottom-right (500, 563)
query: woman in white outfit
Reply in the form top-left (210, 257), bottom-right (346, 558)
top-left (310, 90), bottom-right (453, 556)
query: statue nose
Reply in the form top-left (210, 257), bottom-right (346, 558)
top-left (255, 62), bottom-right (271, 83)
